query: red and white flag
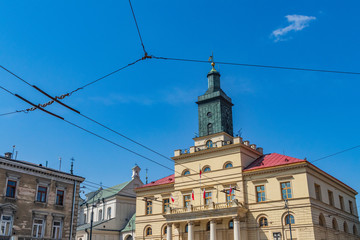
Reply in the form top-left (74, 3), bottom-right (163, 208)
top-left (192, 190), bottom-right (195, 200)
top-left (229, 185), bottom-right (233, 195)
top-left (199, 167), bottom-right (202, 178)
top-left (171, 194), bottom-right (175, 203)
top-left (203, 189), bottom-right (206, 199)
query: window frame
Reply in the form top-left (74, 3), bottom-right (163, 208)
top-left (226, 189), bottom-right (235, 203)
top-left (328, 190), bottom-right (334, 206)
top-left (51, 220), bottom-right (62, 239)
top-left (145, 226), bottom-right (152, 236)
top-left (224, 162), bottom-right (233, 169)
top-left (5, 179), bottom-right (17, 199)
top-left (259, 217), bottom-right (268, 227)
top-left (280, 182), bottom-right (292, 200)
top-left (32, 218), bottom-right (45, 238)
top-left (314, 184), bottom-right (322, 201)
top-left (107, 207), bottom-right (112, 219)
top-left (55, 189), bottom-right (65, 206)
top-left (182, 169), bottom-right (190, 176)
top-left (255, 185), bottom-right (266, 203)
top-left (228, 220), bottom-right (234, 229)
top-left (0, 215), bottom-right (13, 236)
top-left (36, 185), bottom-right (48, 203)
top-left (184, 195), bottom-right (191, 208)
top-left (163, 198), bottom-right (170, 213)
top-left (203, 166), bottom-right (211, 173)
top-left (204, 191), bottom-right (212, 205)
top-left (98, 209), bottom-right (103, 221)
top-left (285, 214), bottom-right (295, 225)
top-left (349, 200), bottom-right (354, 214)
top-left (146, 200), bottom-right (153, 215)
top-left (339, 195), bottom-right (345, 211)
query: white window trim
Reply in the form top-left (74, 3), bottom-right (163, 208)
top-left (35, 183), bottom-right (50, 203)
top-left (0, 214), bottom-right (13, 236)
top-left (4, 176), bottom-right (19, 199)
top-left (52, 220), bottom-right (62, 239)
top-left (55, 187), bottom-right (66, 206)
top-left (32, 218), bottom-right (45, 238)
top-left (107, 207), bottom-right (112, 220)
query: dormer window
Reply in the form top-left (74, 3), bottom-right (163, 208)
top-left (206, 140), bottom-right (213, 148)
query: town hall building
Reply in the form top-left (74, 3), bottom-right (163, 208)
top-left (134, 62), bottom-right (360, 240)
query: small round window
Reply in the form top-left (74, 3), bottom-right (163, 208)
top-left (207, 112), bottom-right (212, 118)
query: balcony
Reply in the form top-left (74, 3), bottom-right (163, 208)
top-left (163, 200), bottom-right (247, 222)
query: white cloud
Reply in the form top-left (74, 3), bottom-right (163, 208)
top-left (272, 15), bottom-right (316, 42)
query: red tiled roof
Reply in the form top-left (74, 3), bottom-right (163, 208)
top-left (243, 153), bottom-right (306, 171)
top-left (138, 174), bottom-right (175, 189)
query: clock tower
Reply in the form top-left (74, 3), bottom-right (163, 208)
top-left (196, 62), bottom-right (234, 138)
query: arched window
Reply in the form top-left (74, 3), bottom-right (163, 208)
top-left (259, 217), bottom-right (268, 227)
top-left (84, 214), bottom-right (87, 224)
top-left (203, 166), bottom-right (211, 173)
top-left (145, 227), bottom-right (152, 236)
top-left (332, 218), bottom-right (338, 230)
top-left (163, 225), bottom-right (167, 235)
top-left (353, 224), bottom-right (358, 235)
top-left (125, 236), bottom-right (133, 240)
top-left (285, 214), bottom-right (295, 225)
top-left (107, 207), bottom-right (111, 219)
top-left (206, 222), bottom-right (210, 231)
top-left (206, 140), bottom-right (213, 148)
top-left (185, 224), bottom-right (188, 233)
top-left (183, 169), bottom-right (190, 176)
top-left (224, 162), bottom-right (233, 169)
top-left (228, 220), bottom-right (234, 229)
top-left (207, 123), bottom-right (213, 135)
top-left (319, 214), bottom-right (325, 227)
top-left (98, 209), bottom-right (102, 221)
top-left (344, 221), bottom-right (349, 233)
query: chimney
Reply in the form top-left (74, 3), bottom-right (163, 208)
top-left (4, 152), bottom-right (12, 159)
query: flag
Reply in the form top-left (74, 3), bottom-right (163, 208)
top-left (192, 190), bottom-right (195, 200)
top-left (203, 189), bottom-right (206, 199)
top-left (171, 194), bottom-right (175, 203)
top-left (229, 185), bottom-right (233, 196)
top-left (199, 169), bottom-right (202, 178)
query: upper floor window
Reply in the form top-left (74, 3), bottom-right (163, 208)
top-left (56, 190), bottom-right (64, 206)
top-left (349, 201), bottom-right (354, 214)
top-left (84, 214), bottom-right (87, 224)
top-left (353, 225), bottom-right (358, 235)
top-left (224, 162), bottom-right (233, 169)
top-left (6, 180), bottom-right (17, 198)
top-left (226, 189), bottom-right (235, 203)
top-left (204, 192), bottom-right (212, 205)
top-left (107, 207), bottom-right (112, 219)
top-left (285, 214), bottom-right (295, 225)
top-left (163, 198), bottom-right (170, 213)
top-left (314, 184), bottom-right (321, 201)
top-left (37, 186), bottom-right (47, 202)
top-left (185, 224), bottom-right (188, 233)
top-left (339, 195), bottom-right (344, 210)
top-left (203, 166), bottom-right (211, 173)
top-left (206, 140), bottom-right (213, 148)
top-left (206, 222), bottom-right (210, 231)
top-left (183, 169), bottom-right (190, 176)
top-left (328, 190), bottom-right (334, 206)
top-left (207, 123), bottom-right (213, 135)
top-left (184, 195), bottom-right (191, 208)
top-left (256, 185), bottom-right (266, 202)
top-left (259, 217), bottom-right (268, 227)
top-left (32, 219), bottom-right (45, 238)
top-left (281, 182), bottom-right (292, 200)
top-left (51, 221), bottom-right (62, 239)
top-left (319, 214), bottom-right (325, 227)
top-left (98, 209), bottom-right (103, 221)
top-left (146, 201), bottom-right (153, 215)
top-left (344, 221), bottom-right (349, 233)
top-left (0, 215), bottom-right (13, 236)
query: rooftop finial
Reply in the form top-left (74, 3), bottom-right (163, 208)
top-left (208, 52), bottom-right (216, 71)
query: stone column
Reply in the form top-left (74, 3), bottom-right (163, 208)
top-left (234, 218), bottom-right (241, 240)
top-left (188, 221), bottom-right (194, 240)
top-left (167, 223), bottom-right (172, 240)
top-left (210, 220), bottom-right (217, 240)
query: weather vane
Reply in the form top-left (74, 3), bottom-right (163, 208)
top-left (208, 52), bottom-right (216, 69)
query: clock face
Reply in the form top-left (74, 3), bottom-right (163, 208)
top-left (207, 112), bottom-right (212, 118)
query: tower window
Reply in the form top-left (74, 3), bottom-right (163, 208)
top-left (207, 112), bottom-right (212, 118)
top-left (207, 123), bottom-right (213, 135)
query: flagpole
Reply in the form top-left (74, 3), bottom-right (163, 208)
top-left (199, 164), bottom-right (201, 206)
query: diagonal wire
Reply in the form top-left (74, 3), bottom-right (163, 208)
top-left (128, 0), bottom-right (147, 54)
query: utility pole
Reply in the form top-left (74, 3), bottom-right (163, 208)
top-left (285, 199), bottom-right (293, 240)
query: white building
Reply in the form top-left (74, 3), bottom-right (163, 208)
top-left (76, 165), bottom-right (142, 240)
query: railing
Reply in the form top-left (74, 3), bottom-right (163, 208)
top-left (166, 200), bottom-right (242, 214)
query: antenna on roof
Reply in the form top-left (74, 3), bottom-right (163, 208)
top-left (70, 157), bottom-right (75, 174)
top-left (59, 157), bottom-right (62, 171)
top-left (12, 145), bottom-right (15, 157)
top-left (146, 168), bottom-right (148, 184)
top-left (15, 151), bottom-right (18, 160)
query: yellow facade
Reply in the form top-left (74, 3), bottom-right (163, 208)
top-left (135, 133), bottom-right (360, 240)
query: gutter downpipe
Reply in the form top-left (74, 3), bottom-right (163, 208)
top-left (70, 180), bottom-right (77, 240)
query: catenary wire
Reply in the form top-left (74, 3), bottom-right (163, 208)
top-left (128, 0), bottom-right (147, 54)
top-left (152, 56), bottom-right (360, 75)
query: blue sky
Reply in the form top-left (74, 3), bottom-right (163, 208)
top-left (1, 0), bottom-right (360, 207)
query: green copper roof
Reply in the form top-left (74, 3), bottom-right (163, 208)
top-left (86, 180), bottom-right (131, 203)
top-left (121, 213), bottom-right (136, 232)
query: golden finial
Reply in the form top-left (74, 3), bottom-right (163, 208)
top-left (208, 52), bottom-right (216, 71)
